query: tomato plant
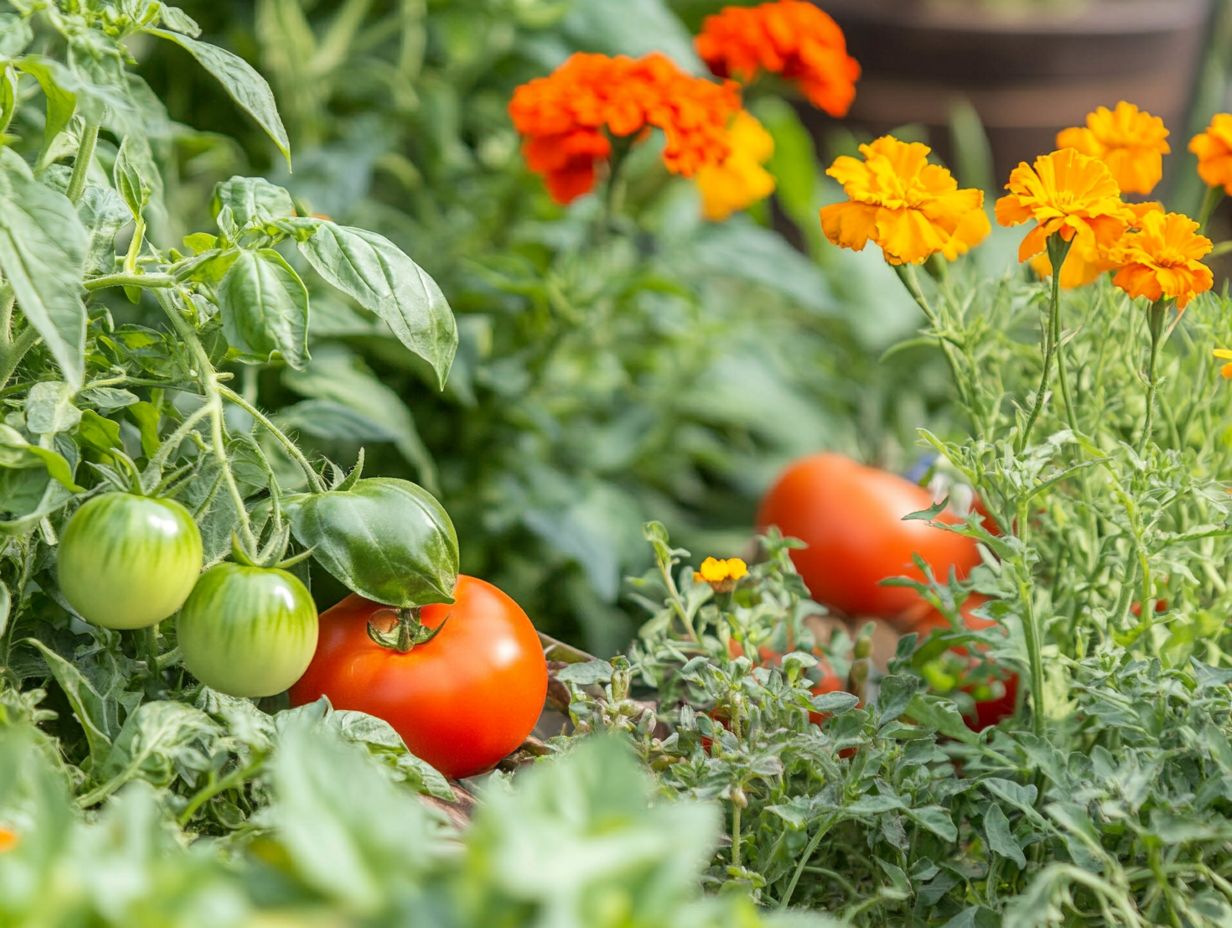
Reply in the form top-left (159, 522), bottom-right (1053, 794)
top-left (57, 492), bottom-right (202, 630)
top-left (290, 575), bottom-right (548, 779)
top-left (756, 453), bottom-right (981, 622)
top-left (177, 563), bottom-right (318, 698)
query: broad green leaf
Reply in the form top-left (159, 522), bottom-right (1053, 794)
top-left (328, 709), bottom-right (454, 802)
top-left (0, 423), bottom-right (81, 491)
top-left (14, 57), bottom-right (76, 153)
top-left (145, 28), bottom-right (290, 166)
top-left (287, 477), bottom-right (458, 607)
top-left (25, 381), bottom-right (82, 436)
top-left (76, 409), bottom-right (122, 455)
top-left (217, 249), bottom-right (309, 369)
top-left (77, 185), bottom-right (130, 274)
top-left (23, 639), bottom-right (115, 770)
top-left (212, 175), bottom-right (295, 237)
top-left (984, 803), bottom-right (1026, 868)
top-left (268, 713), bottom-right (434, 911)
top-left (0, 148), bottom-right (88, 388)
top-left (295, 221), bottom-right (456, 388)
top-left (0, 468), bottom-right (73, 533)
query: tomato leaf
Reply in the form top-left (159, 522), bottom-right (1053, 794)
top-left (984, 803), bottom-right (1026, 869)
top-left (292, 220), bottom-right (457, 389)
top-left (288, 477), bottom-right (458, 607)
top-left (145, 28), bottom-right (290, 167)
top-left (217, 249), bottom-right (309, 369)
top-left (0, 147), bottom-right (88, 389)
top-left (211, 176), bottom-right (295, 238)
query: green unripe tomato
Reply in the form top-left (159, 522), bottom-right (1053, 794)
top-left (177, 563), bottom-right (318, 698)
top-left (57, 492), bottom-right (204, 630)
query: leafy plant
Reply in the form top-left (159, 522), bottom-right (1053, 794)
top-left (0, 0), bottom-right (459, 823)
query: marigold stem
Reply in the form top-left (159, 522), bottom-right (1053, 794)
top-left (1138, 300), bottom-right (1169, 454)
top-left (1017, 235), bottom-right (1071, 453)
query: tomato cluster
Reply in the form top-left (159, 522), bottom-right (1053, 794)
top-left (56, 491), bottom-right (548, 780)
top-left (757, 453), bottom-right (1015, 730)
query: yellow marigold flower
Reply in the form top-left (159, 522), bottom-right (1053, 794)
top-left (996, 148), bottom-right (1134, 262)
top-left (696, 111), bottom-right (776, 221)
top-left (1110, 210), bottom-right (1213, 310)
top-left (1189, 114), bottom-right (1232, 194)
top-left (1214, 348), bottom-right (1232, 379)
top-left (820, 136), bottom-right (990, 265)
top-left (695, 556), bottom-right (749, 591)
top-left (1056, 102), bottom-right (1170, 195)
top-left (1029, 201), bottom-right (1164, 288)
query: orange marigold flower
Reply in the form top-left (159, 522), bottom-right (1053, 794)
top-left (1189, 114), bottom-right (1232, 194)
top-left (1056, 102), bottom-right (1170, 195)
top-left (0, 827), bottom-right (17, 853)
top-left (820, 136), bottom-right (990, 265)
top-left (696, 111), bottom-right (776, 221)
top-left (1029, 201), bottom-right (1164, 288)
top-left (1110, 210), bottom-right (1213, 309)
top-left (995, 148), bottom-right (1134, 263)
top-left (1214, 348), bottom-right (1232, 379)
top-left (508, 52), bottom-right (741, 204)
top-left (695, 0), bottom-right (860, 117)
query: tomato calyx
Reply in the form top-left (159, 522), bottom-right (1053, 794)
top-left (366, 606), bottom-right (449, 653)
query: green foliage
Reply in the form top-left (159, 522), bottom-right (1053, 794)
top-left (566, 524), bottom-right (1232, 926)
top-left (0, 714), bottom-right (839, 928)
top-left (138, 0), bottom-right (930, 651)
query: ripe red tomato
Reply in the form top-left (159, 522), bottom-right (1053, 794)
top-left (907, 594), bottom-right (1017, 731)
top-left (289, 575), bottom-right (548, 779)
top-left (757, 454), bottom-right (982, 622)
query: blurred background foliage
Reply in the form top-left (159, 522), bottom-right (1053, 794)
top-left (127, 0), bottom-right (1232, 652)
top-left (129, 0), bottom-right (944, 653)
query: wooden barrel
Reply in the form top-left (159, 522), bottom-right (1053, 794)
top-left (812, 0), bottom-right (1214, 183)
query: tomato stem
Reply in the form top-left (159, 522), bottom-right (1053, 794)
top-left (366, 607), bottom-right (447, 653)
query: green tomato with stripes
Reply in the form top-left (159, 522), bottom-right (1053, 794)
top-left (177, 563), bottom-right (319, 698)
top-left (57, 492), bottom-right (204, 630)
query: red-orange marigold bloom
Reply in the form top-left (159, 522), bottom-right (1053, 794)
top-left (1056, 102), bottom-right (1170, 195)
top-left (508, 52), bottom-right (741, 204)
top-left (1189, 114), bottom-right (1232, 195)
top-left (1214, 348), bottom-right (1232, 380)
top-left (695, 0), bottom-right (860, 117)
top-left (1110, 210), bottom-right (1213, 310)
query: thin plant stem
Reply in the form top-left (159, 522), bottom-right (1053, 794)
top-left (895, 263), bottom-right (979, 421)
top-left (1017, 235), bottom-right (1072, 453)
top-left (1196, 185), bottom-right (1224, 233)
top-left (217, 383), bottom-right (326, 492)
top-left (1138, 300), bottom-right (1168, 455)
top-left (155, 290), bottom-right (260, 553)
top-left (65, 121), bottom-right (100, 205)
top-left (84, 272), bottom-right (175, 292)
